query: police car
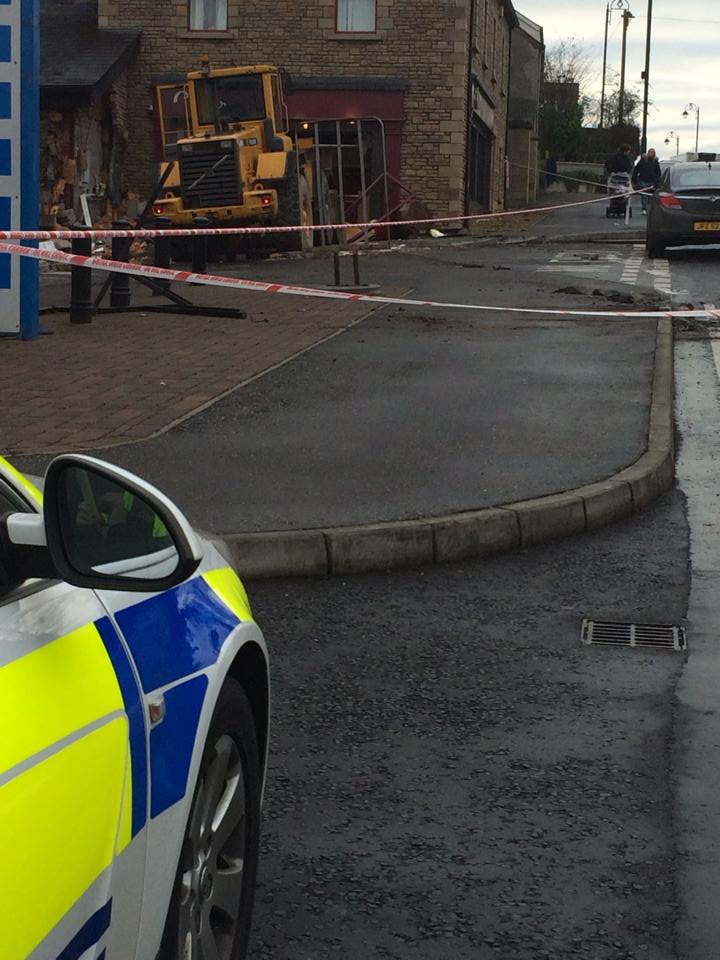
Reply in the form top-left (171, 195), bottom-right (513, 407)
top-left (0, 453), bottom-right (270, 960)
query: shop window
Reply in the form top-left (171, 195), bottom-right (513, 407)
top-left (189, 0), bottom-right (228, 31)
top-left (336, 0), bottom-right (376, 33)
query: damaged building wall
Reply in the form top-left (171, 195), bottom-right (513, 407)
top-left (40, 0), bottom-right (141, 226)
top-left (40, 86), bottom-right (134, 227)
top-left (40, 98), bottom-right (109, 226)
top-left (40, 109), bottom-right (75, 227)
top-left (109, 72), bottom-right (130, 211)
top-left (73, 99), bottom-right (110, 197)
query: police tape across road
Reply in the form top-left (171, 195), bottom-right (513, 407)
top-left (4, 239), bottom-right (718, 320)
top-left (0, 188), bottom-right (649, 241)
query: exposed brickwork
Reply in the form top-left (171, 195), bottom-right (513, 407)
top-left (99, 0), bottom-right (515, 216)
top-left (110, 72), bottom-right (129, 132)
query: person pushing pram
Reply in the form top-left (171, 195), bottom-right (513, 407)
top-left (605, 143), bottom-right (634, 219)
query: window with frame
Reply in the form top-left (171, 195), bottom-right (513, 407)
top-left (336, 0), bottom-right (376, 33)
top-left (189, 0), bottom-right (228, 31)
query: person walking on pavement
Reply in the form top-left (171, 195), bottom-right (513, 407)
top-left (632, 147), bottom-right (662, 214)
top-left (606, 143), bottom-right (634, 176)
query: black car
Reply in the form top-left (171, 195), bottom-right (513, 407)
top-left (646, 157), bottom-right (720, 258)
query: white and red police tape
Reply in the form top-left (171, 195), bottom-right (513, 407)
top-left (506, 160), bottom-right (636, 191)
top-left (0, 187), bottom-right (647, 240)
top-left (3, 240), bottom-right (717, 320)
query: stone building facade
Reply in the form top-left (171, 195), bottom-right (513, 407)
top-left (506, 11), bottom-right (543, 207)
top-left (466, 0), bottom-right (516, 212)
top-left (97, 0), bottom-right (528, 218)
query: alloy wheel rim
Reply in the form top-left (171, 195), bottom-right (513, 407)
top-left (178, 734), bottom-right (247, 960)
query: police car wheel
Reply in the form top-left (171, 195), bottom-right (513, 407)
top-left (160, 678), bottom-right (261, 960)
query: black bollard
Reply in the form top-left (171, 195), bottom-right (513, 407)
top-left (333, 251), bottom-right (341, 286)
top-left (152, 216), bottom-right (172, 295)
top-left (352, 251), bottom-right (360, 286)
top-left (109, 219), bottom-right (132, 309)
top-left (69, 231), bottom-right (95, 324)
top-left (191, 216), bottom-right (209, 283)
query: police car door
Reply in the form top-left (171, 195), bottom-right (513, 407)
top-left (0, 473), bottom-right (146, 960)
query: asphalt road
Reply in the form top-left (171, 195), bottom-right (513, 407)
top-left (673, 332), bottom-right (720, 960)
top-left (29, 206), bottom-right (720, 957)
top-left (241, 328), bottom-right (720, 960)
top-left (248, 488), bottom-right (689, 960)
top-left (81, 311), bottom-right (653, 533)
top-left (661, 246), bottom-right (720, 308)
top-left (523, 199), bottom-right (720, 309)
top-left (21, 245), bottom-right (659, 534)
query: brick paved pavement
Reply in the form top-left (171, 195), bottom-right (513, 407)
top-left (1, 274), bottom-right (396, 455)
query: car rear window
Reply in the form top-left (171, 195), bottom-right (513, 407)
top-left (672, 167), bottom-right (720, 188)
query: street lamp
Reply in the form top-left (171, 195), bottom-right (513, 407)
top-left (682, 102), bottom-right (700, 154)
top-left (600, 0), bottom-right (633, 128)
top-left (664, 131), bottom-right (680, 156)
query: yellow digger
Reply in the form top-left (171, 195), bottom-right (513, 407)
top-left (153, 62), bottom-right (319, 251)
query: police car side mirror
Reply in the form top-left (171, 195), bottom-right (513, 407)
top-left (4, 455), bottom-right (203, 592)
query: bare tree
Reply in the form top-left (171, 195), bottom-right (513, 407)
top-left (584, 69), bottom-right (651, 129)
top-left (543, 37), bottom-right (595, 92)
top-left (541, 38), bottom-right (595, 159)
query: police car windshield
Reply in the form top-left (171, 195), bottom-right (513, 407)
top-left (672, 165), bottom-right (720, 189)
top-left (196, 75), bottom-right (265, 125)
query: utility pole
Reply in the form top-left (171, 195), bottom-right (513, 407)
top-left (640, 0), bottom-right (653, 153)
top-left (618, 7), bottom-right (633, 126)
top-left (600, 3), bottom-right (611, 128)
top-left (602, 1), bottom-right (632, 129)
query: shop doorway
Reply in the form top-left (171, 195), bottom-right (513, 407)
top-left (467, 118), bottom-right (493, 213)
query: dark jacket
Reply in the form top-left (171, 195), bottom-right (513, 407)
top-left (632, 155), bottom-right (661, 185)
top-left (607, 151), bottom-right (633, 175)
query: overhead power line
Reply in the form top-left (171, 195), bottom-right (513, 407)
top-left (633, 15), bottom-right (720, 24)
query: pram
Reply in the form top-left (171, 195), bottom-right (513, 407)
top-left (606, 172), bottom-right (633, 219)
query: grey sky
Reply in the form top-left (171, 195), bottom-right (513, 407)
top-left (518, 0), bottom-right (720, 157)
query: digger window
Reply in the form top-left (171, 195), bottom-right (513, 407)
top-left (156, 85), bottom-right (190, 156)
top-left (271, 74), bottom-right (286, 133)
top-left (195, 75), bottom-right (265, 126)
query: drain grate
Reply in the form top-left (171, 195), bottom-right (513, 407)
top-left (581, 619), bottom-right (687, 651)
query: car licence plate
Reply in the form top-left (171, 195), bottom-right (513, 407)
top-left (693, 222), bottom-right (720, 231)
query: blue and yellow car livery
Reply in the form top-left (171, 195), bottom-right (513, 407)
top-left (0, 455), bottom-right (269, 960)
